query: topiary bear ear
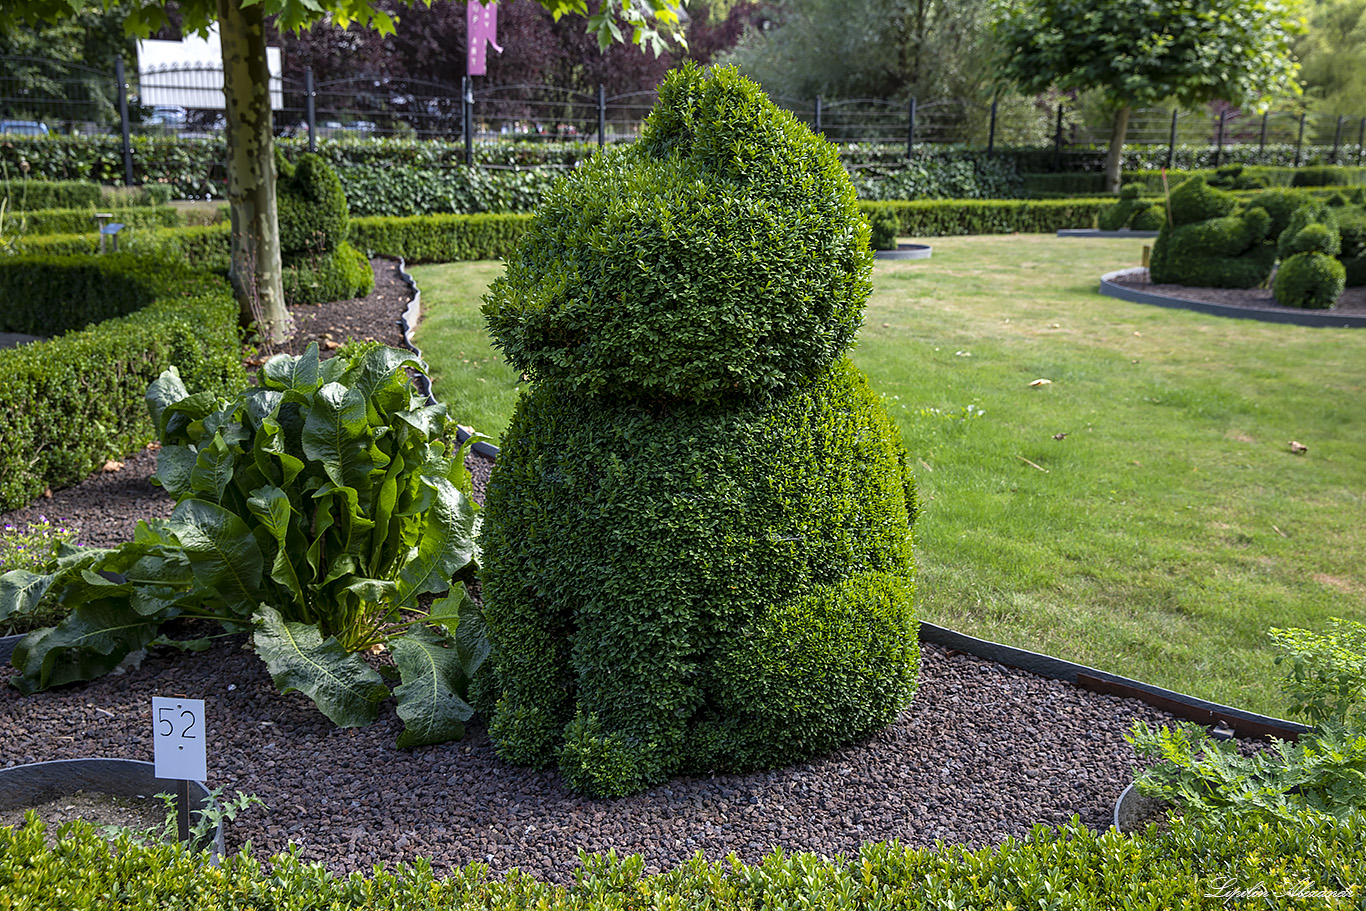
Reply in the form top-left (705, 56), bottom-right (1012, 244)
top-left (640, 62), bottom-right (705, 160)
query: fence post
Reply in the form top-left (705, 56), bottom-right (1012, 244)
top-left (1294, 112), bottom-right (1306, 167)
top-left (986, 98), bottom-right (997, 156)
top-left (814, 96), bottom-right (821, 135)
top-left (1214, 110), bottom-right (1226, 168)
top-left (1358, 117), bottom-right (1365, 166)
top-left (114, 55), bottom-right (134, 186)
top-left (906, 97), bottom-right (916, 159)
top-left (1258, 111), bottom-right (1268, 163)
top-left (305, 67), bottom-right (317, 153)
top-left (597, 84), bottom-right (606, 149)
top-left (1052, 103), bottom-right (1063, 172)
top-left (462, 76), bottom-right (473, 166)
top-left (1332, 115), bottom-right (1344, 164)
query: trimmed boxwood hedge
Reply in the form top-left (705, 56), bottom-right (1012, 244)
top-left (8, 204), bottom-right (181, 236)
top-left (858, 198), bottom-right (1113, 235)
top-left (0, 253), bottom-right (246, 511)
top-left (0, 178), bottom-right (101, 210)
top-left (1, 811), bottom-right (1362, 909)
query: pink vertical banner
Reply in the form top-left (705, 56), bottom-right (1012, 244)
top-left (467, 1), bottom-right (502, 76)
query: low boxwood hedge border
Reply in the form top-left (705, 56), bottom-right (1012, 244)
top-left (0, 253), bottom-right (246, 511)
top-left (0, 810), bottom-right (1360, 908)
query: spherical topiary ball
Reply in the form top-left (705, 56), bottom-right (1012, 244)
top-left (482, 63), bottom-right (872, 403)
top-left (1274, 251), bottom-right (1346, 309)
top-left (1286, 222), bottom-right (1341, 257)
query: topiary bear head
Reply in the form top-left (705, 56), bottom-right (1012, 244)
top-left (482, 64), bottom-right (872, 403)
top-left (276, 151), bottom-right (350, 259)
top-left (1168, 176), bottom-right (1237, 226)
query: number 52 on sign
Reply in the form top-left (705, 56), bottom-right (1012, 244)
top-left (152, 697), bottom-right (207, 781)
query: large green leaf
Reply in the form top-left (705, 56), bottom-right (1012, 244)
top-left (424, 584), bottom-right (490, 681)
top-left (145, 366), bottom-right (189, 440)
top-left (159, 391), bottom-right (221, 444)
top-left (0, 570), bottom-right (53, 624)
top-left (190, 432), bottom-right (235, 503)
top-left (391, 624), bottom-right (474, 748)
top-left (394, 477), bottom-right (480, 609)
top-left (262, 343), bottom-right (321, 395)
top-left (9, 601), bottom-right (165, 694)
top-left (170, 499), bottom-right (263, 615)
top-left (252, 605), bottom-right (388, 728)
top-left (151, 444), bottom-right (198, 500)
top-left (302, 382), bottom-right (384, 493)
top-left (246, 486), bottom-right (307, 612)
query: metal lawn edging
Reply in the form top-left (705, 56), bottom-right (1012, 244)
top-left (1058, 229), bottom-right (1160, 239)
top-left (1100, 267), bottom-right (1366, 328)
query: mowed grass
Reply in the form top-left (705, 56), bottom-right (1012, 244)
top-left (411, 236), bottom-right (1366, 717)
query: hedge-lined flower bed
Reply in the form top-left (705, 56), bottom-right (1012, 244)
top-left (0, 253), bottom-right (245, 511)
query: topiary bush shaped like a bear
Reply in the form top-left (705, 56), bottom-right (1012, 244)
top-left (477, 64), bottom-right (919, 798)
top-left (275, 152), bottom-right (373, 305)
top-left (1274, 203), bottom-right (1347, 309)
top-left (482, 65), bottom-right (870, 403)
top-left (1149, 177), bottom-right (1276, 289)
top-left (1097, 184), bottom-right (1163, 232)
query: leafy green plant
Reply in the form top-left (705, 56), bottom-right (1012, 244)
top-left (0, 517), bottom-right (77, 634)
top-left (0, 344), bottom-right (488, 748)
top-left (1128, 619), bottom-right (1366, 823)
top-left (105, 788), bottom-right (267, 850)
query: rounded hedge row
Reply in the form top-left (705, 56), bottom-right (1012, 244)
top-left (478, 356), bottom-right (918, 797)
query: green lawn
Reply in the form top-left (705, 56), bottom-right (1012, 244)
top-left (410, 236), bottom-right (1366, 717)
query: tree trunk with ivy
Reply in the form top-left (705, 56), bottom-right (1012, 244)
top-left (218, 0), bottom-right (290, 344)
top-left (1104, 104), bottom-right (1131, 195)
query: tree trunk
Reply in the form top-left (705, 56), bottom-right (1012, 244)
top-left (218, 0), bottom-right (290, 345)
top-left (1104, 104), bottom-right (1131, 195)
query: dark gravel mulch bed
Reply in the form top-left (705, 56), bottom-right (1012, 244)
top-left (1, 256), bottom-right (1235, 882)
top-left (1112, 269), bottom-right (1366, 316)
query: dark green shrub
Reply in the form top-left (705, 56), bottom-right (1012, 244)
top-left (1149, 199), bottom-right (1276, 289)
top-left (1097, 184), bottom-right (1155, 230)
top-left (479, 65), bottom-right (917, 798)
top-left (337, 164), bottom-right (558, 217)
top-left (1129, 203), bottom-right (1165, 231)
top-left (1286, 222), bottom-right (1341, 257)
top-left (0, 254), bottom-right (245, 510)
top-left (276, 151), bottom-right (350, 257)
top-left (1207, 164), bottom-right (1267, 190)
top-left (1167, 176), bottom-right (1237, 225)
top-left (9, 205), bottom-right (181, 236)
top-left (484, 66), bottom-right (871, 403)
top-left (0, 178), bottom-right (100, 210)
top-left (280, 240), bottom-right (374, 305)
top-left (1293, 165), bottom-right (1361, 187)
top-left (1274, 251), bottom-right (1346, 309)
top-left (866, 208), bottom-right (900, 249)
top-left (1337, 207), bottom-right (1366, 286)
top-left (1250, 188), bottom-right (1316, 241)
top-left (480, 357), bottom-right (917, 795)
top-left (346, 212), bottom-right (533, 263)
top-left (1277, 200), bottom-right (1336, 259)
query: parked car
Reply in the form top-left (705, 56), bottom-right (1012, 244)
top-left (144, 105), bottom-right (188, 127)
top-left (0, 120), bottom-right (49, 136)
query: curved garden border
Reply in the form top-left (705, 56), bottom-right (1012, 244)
top-left (874, 243), bottom-right (932, 260)
top-left (1099, 267), bottom-right (1366, 328)
top-left (1058, 229), bottom-right (1160, 239)
top-left (0, 758), bottom-right (223, 858)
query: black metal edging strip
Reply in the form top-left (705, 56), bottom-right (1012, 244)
top-left (392, 256), bottom-right (501, 460)
top-left (1100, 267), bottom-right (1366, 328)
top-left (919, 622), bottom-right (1307, 741)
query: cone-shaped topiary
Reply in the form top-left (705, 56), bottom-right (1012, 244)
top-left (477, 64), bottom-right (918, 798)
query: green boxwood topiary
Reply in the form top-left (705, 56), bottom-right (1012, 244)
top-left (478, 357), bottom-right (917, 796)
top-left (1250, 188), bottom-right (1315, 242)
top-left (478, 64), bottom-right (918, 798)
top-left (1149, 196), bottom-right (1276, 289)
top-left (1286, 221), bottom-right (1341, 257)
top-left (483, 65), bottom-right (871, 404)
top-left (1277, 201), bottom-right (1338, 260)
top-left (1129, 203), bottom-right (1165, 231)
top-left (1167, 176), bottom-right (1237, 226)
top-left (276, 151), bottom-right (350, 258)
top-left (1096, 184), bottom-right (1149, 231)
top-left (1274, 251), bottom-right (1346, 309)
top-left (280, 240), bottom-right (374, 305)
top-left (1336, 206), bottom-right (1366, 286)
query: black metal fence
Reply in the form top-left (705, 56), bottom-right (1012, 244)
top-left (3, 53), bottom-right (1364, 173)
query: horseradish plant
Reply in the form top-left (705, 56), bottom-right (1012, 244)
top-left (0, 344), bottom-right (487, 747)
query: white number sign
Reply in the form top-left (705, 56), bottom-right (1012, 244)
top-left (152, 697), bottom-right (207, 781)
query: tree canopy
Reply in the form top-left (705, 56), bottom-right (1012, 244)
top-left (994, 0), bottom-right (1305, 190)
